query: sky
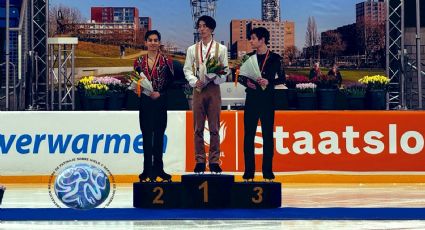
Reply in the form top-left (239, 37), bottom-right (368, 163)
top-left (50, 0), bottom-right (363, 51)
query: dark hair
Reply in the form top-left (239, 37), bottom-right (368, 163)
top-left (196, 15), bottom-right (216, 31)
top-left (144, 30), bottom-right (161, 41)
top-left (250, 27), bottom-right (270, 45)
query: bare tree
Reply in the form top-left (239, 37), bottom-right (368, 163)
top-left (283, 45), bottom-right (298, 66)
top-left (356, 20), bottom-right (386, 67)
top-left (321, 31), bottom-right (346, 64)
top-left (365, 23), bottom-right (385, 67)
top-left (49, 4), bottom-right (84, 36)
top-left (305, 16), bottom-right (319, 66)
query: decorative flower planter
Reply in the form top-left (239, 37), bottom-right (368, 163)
top-left (86, 95), bottom-right (107, 111)
top-left (347, 95), bottom-right (366, 110)
top-left (77, 89), bottom-right (86, 110)
top-left (286, 88), bottom-right (298, 110)
top-left (317, 88), bottom-right (338, 110)
top-left (107, 92), bottom-right (126, 110)
top-left (367, 89), bottom-right (387, 110)
top-left (297, 92), bottom-right (317, 110)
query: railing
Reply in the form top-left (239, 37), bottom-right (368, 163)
top-left (0, 61), bottom-right (20, 110)
top-left (1, 0), bottom-right (29, 110)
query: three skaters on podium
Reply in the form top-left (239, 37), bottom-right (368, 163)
top-left (134, 16), bottom-right (285, 183)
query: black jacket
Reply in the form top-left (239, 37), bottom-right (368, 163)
top-left (238, 51), bottom-right (285, 93)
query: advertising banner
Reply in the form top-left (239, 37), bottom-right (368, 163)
top-left (0, 112), bottom-right (186, 176)
top-left (186, 111), bottom-right (425, 172)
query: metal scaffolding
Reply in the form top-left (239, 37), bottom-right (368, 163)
top-left (1, 0), bottom-right (30, 111)
top-left (190, 0), bottom-right (217, 44)
top-left (386, 0), bottom-right (404, 109)
top-left (31, 0), bottom-right (48, 110)
top-left (414, 0), bottom-right (422, 109)
top-left (48, 37), bottom-right (77, 110)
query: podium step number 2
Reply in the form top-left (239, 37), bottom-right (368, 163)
top-left (133, 182), bottom-right (182, 208)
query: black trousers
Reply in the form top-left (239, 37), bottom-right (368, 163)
top-left (139, 94), bottom-right (168, 173)
top-left (243, 90), bottom-right (275, 174)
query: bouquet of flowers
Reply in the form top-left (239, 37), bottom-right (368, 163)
top-left (127, 70), bottom-right (154, 96)
top-left (196, 56), bottom-right (227, 92)
top-left (206, 56), bottom-right (227, 76)
top-left (358, 75), bottom-right (389, 90)
top-left (234, 55), bottom-right (250, 87)
top-left (238, 55), bottom-right (265, 90)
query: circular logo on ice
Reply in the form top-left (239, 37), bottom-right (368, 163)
top-left (54, 163), bottom-right (111, 210)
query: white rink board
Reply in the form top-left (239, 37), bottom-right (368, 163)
top-left (0, 111), bottom-right (186, 175)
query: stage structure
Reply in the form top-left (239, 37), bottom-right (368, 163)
top-left (1, 0), bottom-right (47, 111)
top-left (189, 0), bottom-right (217, 44)
top-left (48, 37), bottom-right (77, 110)
top-left (1, 0), bottom-right (30, 111)
top-left (402, 0), bottom-right (424, 110)
top-left (386, 0), bottom-right (423, 110)
top-left (386, 0), bottom-right (404, 109)
top-left (30, 0), bottom-right (48, 110)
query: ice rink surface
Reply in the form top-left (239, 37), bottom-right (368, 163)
top-left (2, 183), bottom-right (425, 229)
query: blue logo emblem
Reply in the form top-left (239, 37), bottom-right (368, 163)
top-left (54, 163), bottom-right (111, 210)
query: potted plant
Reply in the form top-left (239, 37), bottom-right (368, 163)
top-left (358, 75), bottom-right (389, 110)
top-left (94, 76), bottom-right (129, 110)
top-left (313, 74), bottom-right (339, 110)
top-left (343, 83), bottom-right (367, 110)
top-left (285, 75), bottom-right (309, 109)
top-left (296, 83), bottom-right (317, 110)
top-left (76, 76), bottom-right (94, 110)
top-left (84, 82), bottom-right (109, 110)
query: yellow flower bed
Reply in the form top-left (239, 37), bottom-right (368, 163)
top-left (78, 76), bottom-right (109, 97)
top-left (78, 76), bottom-right (95, 87)
top-left (358, 75), bottom-right (389, 90)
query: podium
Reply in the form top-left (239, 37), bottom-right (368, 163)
top-left (231, 182), bottom-right (282, 208)
top-left (133, 182), bottom-right (182, 208)
top-left (133, 175), bottom-right (282, 209)
top-left (182, 174), bottom-right (234, 208)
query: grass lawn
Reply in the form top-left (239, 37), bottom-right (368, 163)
top-left (73, 41), bottom-right (144, 67)
top-left (77, 53), bottom-right (183, 68)
top-left (76, 41), bottom-right (141, 58)
top-left (76, 58), bottom-right (134, 68)
top-left (73, 49), bottom-right (386, 83)
top-left (286, 68), bottom-right (386, 83)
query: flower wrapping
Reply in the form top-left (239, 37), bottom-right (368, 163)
top-left (196, 57), bottom-right (227, 92)
top-left (238, 55), bottom-right (266, 90)
top-left (234, 55), bottom-right (250, 87)
top-left (127, 71), bottom-right (154, 96)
